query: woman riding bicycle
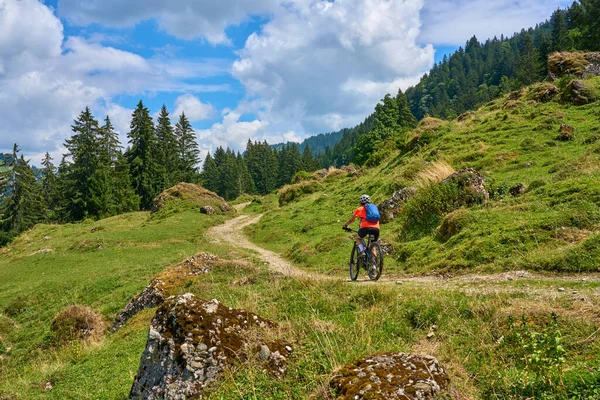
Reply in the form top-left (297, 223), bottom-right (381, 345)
top-left (343, 194), bottom-right (380, 254)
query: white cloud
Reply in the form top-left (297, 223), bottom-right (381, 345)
top-left (230, 0), bottom-right (434, 139)
top-left (197, 111), bottom-right (268, 154)
top-left (0, 0), bottom-right (230, 159)
top-left (173, 94), bottom-right (217, 122)
top-left (420, 0), bottom-right (570, 45)
top-left (57, 0), bottom-right (280, 45)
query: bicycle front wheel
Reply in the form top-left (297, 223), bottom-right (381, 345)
top-left (349, 244), bottom-right (359, 281)
top-left (367, 242), bottom-right (383, 281)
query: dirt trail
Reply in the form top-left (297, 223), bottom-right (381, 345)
top-left (209, 208), bottom-right (600, 291)
top-left (208, 213), bottom-right (331, 280)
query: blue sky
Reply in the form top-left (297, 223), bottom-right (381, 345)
top-left (0, 0), bottom-right (573, 165)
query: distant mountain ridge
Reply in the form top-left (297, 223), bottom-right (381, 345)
top-left (271, 129), bottom-right (345, 155)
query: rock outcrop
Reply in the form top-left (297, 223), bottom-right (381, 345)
top-left (200, 206), bottom-right (215, 215)
top-left (111, 253), bottom-right (220, 332)
top-left (548, 52), bottom-right (600, 79)
top-left (443, 168), bottom-right (490, 204)
top-left (330, 352), bottom-right (449, 400)
top-left (563, 80), bottom-right (598, 105)
top-left (151, 183), bottom-right (234, 215)
top-left (378, 187), bottom-right (417, 224)
top-left (129, 294), bottom-right (292, 399)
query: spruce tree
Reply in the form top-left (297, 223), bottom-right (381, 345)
top-left (40, 152), bottom-right (58, 220)
top-left (155, 105), bottom-right (178, 187)
top-left (100, 116), bottom-right (122, 165)
top-left (301, 145), bottom-right (318, 172)
top-left (126, 100), bottom-right (159, 210)
top-left (201, 153), bottom-right (218, 193)
top-left (174, 112), bottom-right (200, 183)
top-left (64, 107), bottom-right (102, 220)
top-left (0, 147), bottom-right (45, 239)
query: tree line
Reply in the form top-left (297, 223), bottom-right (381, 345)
top-left (0, 101), bottom-right (201, 244)
top-left (201, 140), bottom-right (320, 200)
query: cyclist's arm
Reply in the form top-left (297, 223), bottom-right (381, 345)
top-left (343, 215), bottom-right (357, 228)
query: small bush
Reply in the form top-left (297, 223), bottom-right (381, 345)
top-left (292, 170), bottom-right (314, 184)
top-left (50, 305), bottom-right (107, 345)
top-left (435, 209), bottom-right (474, 241)
top-left (278, 181), bottom-right (322, 206)
top-left (4, 296), bottom-right (28, 317)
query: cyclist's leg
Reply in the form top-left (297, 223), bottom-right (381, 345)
top-left (356, 228), bottom-right (369, 251)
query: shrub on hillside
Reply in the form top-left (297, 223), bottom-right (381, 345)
top-left (435, 209), bottom-right (474, 242)
top-left (278, 181), bottom-right (322, 206)
top-left (292, 170), bottom-right (314, 184)
top-left (50, 305), bottom-right (107, 345)
top-left (399, 170), bottom-right (488, 240)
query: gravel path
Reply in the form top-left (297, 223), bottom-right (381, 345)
top-left (208, 214), bottom-right (331, 280)
top-left (208, 210), bottom-right (600, 293)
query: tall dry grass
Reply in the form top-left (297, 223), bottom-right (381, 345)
top-left (414, 160), bottom-right (455, 188)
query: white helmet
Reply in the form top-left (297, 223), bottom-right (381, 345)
top-left (359, 194), bottom-right (370, 204)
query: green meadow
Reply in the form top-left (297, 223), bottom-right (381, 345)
top-left (1, 78), bottom-right (600, 398)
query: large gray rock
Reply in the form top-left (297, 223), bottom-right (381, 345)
top-left (443, 168), bottom-right (489, 204)
top-left (112, 253), bottom-right (219, 332)
top-left (378, 187), bottom-right (417, 224)
top-left (330, 352), bottom-right (449, 399)
top-left (130, 294), bottom-right (292, 399)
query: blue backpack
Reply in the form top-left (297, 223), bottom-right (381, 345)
top-left (364, 203), bottom-right (380, 223)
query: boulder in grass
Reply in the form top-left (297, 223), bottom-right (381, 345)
top-left (509, 183), bottom-right (527, 197)
top-left (559, 124), bottom-right (575, 141)
top-left (330, 352), bottom-right (449, 400)
top-left (129, 294), bottom-right (292, 399)
top-left (200, 206), bottom-right (215, 215)
top-left (378, 187), bottom-right (417, 224)
top-left (443, 168), bottom-right (489, 204)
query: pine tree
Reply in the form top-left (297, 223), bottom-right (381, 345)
top-left (155, 105), bottom-right (178, 187)
top-left (112, 153), bottom-right (140, 214)
top-left (0, 147), bottom-right (45, 239)
top-left (201, 152), bottom-right (218, 193)
top-left (396, 89), bottom-right (417, 129)
top-left (551, 9), bottom-right (573, 51)
top-left (40, 152), bottom-right (58, 220)
top-left (236, 152), bottom-right (256, 195)
top-left (301, 145), bottom-right (318, 172)
top-left (100, 116), bottom-right (122, 166)
top-left (174, 112), bottom-right (200, 183)
top-left (516, 34), bottom-right (543, 86)
top-left (126, 100), bottom-right (159, 210)
top-left (64, 107), bottom-right (102, 220)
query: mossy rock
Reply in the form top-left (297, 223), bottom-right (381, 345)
top-left (151, 183), bottom-right (234, 216)
top-left (330, 352), bottom-right (449, 399)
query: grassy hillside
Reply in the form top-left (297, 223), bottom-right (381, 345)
top-left (0, 210), bottom-right (232, 398)
top-left (247, 76), bottom-right (600, 275)
top-left (1, 77), bottom-right (600, 399)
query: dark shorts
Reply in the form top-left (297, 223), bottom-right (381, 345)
top-left (358, 227), bottom-right (380, 242)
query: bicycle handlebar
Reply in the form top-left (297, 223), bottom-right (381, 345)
top-left (342, 227), bottom-right (356, 233)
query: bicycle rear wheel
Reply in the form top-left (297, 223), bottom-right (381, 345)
top-left (367, 241), bottom-right (383, 281)
top-left (349, 244), bottom-right (359, 281)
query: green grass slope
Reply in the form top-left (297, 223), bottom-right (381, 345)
top-left (0, 210), bottom-right (231, 399)
top-left (248, 76), bottom-right (600, 275)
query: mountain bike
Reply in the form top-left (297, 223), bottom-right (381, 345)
top-left (343, 227), bottom-right (383, 281)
